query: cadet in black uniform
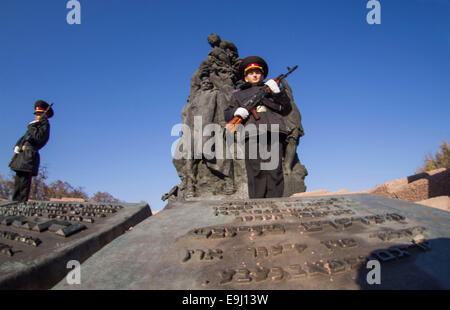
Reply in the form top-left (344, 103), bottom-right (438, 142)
top-left (225, 56), bottom-right (292, 198)
top-left (9, 100), bottom-right (53, 202)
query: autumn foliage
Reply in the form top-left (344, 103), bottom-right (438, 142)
top-left (0, 166), bottom-right (120, 203)
top-left (416, 140), bottom-right (450, 173)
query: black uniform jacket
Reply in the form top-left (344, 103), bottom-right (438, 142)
top-left (9, 119), bottom-right (50, 176)
top-left (224, 82), bottom-right (292, 136)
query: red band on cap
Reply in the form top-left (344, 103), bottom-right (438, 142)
top-left (244, 63), bottom-right (264, 73)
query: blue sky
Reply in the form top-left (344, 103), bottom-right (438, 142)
top-left (1, 0), bottom-right (449, 211)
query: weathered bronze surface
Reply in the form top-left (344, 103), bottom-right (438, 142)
top-left (165, 33), bottom-right (307, 201)
top-left (0, 200), bottom-right (152, 289)
top-left (54, 194), bottom-right (450, 290)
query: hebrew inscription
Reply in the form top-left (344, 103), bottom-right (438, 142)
top-left (215, 197), bottom-right (359, 219)
top-left (173, 196), bottom-right (438, 289)
top-left (369, 226), bottom-right (425, 241)
top-left (213, 240), bottom-right (432, 285)
top-left (182, 249), bottom-right (224, 263)
top-left (246, 243), bottom-right (308, 258)
top-left (321, 238), bottom-right (358, 251)
top-left (189, 224), bottom-right (286, 239)
top-left (188, 212), bottom-right (409, 240)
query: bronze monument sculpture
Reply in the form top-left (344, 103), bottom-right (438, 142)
top-left (165, 33), bottom-right (307, 201)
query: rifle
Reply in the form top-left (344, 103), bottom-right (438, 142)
top-left (225, 66), bottom-right (298, 134)
top-left (38, 103), bottom-right (53, 122)
top-left (8, 103), bottom-right (54, 167)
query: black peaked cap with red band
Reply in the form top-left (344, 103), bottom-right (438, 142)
top-left (34, 100), bottom-right (54, 118)
top-left (238, 56), bottom-right (269, 81)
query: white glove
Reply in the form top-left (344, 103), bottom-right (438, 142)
top-left (264, 79), bottom-right (280, 94)
top-left (14, 146), bottom-right (20, 154)
top-left (234, 107), bottom-right (249, 119)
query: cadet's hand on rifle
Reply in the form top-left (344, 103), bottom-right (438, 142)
top-left (14, 146), bottom-right (21, 154)
top-left (234, 107), bottom-right (249, 120)
top-left (264, 79), bottom-right (280, 94)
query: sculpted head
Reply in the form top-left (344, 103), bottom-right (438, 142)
top-left (207, 33), bottom-right (221, 48)
top-left (220, 40), bottom-right (238, 55)
top-left (200, 78), bottom-right (213, 91)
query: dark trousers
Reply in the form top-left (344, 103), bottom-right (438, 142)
top-left (12, 171), bottom-right (32, 202)
top-left (245, 132), bottom-right (285, 199)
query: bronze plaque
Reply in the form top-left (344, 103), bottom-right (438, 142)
top-left (0, 200), bottom-right (151, 289)
top-left (53, 194), bottom-right (450, 290)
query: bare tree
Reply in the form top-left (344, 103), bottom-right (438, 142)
top-left (90, 191), bottom-right (120, 203)
top-left (46, 180), bottom-right (89, 200)
top-left (1, 165), bottom-right (118, 202)
top-left (0, 174), bottom-right (14, 199)
top-left (29, 165), bottom-right (50, 200)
